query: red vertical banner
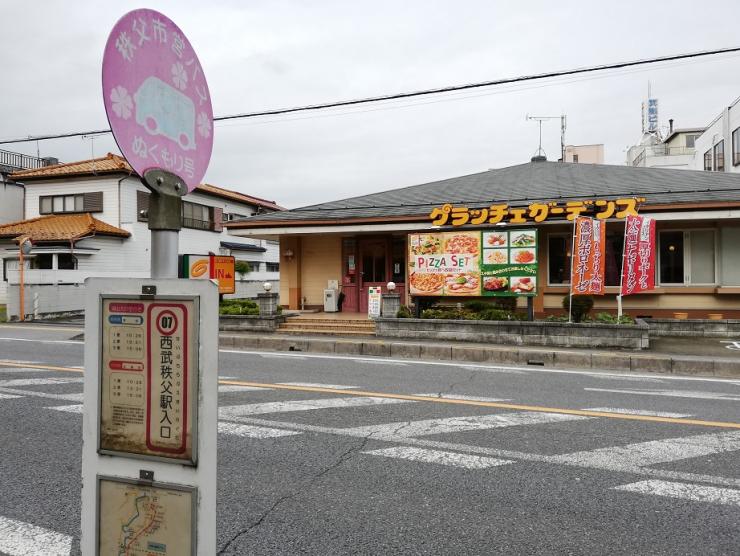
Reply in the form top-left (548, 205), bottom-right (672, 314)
top-left (571, 217), bottom-right (606, 295)
top-left (621, 215), bottom-right (656, 295)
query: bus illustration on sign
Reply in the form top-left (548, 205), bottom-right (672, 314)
top-left (134, 76), bottom-right (196, 151)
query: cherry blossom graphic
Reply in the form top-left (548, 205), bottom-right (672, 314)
top-left (110, 86), bottom-right (133, 119)
top-left (171, 62), bottom-right (187, 90)
top-left (197, 112), bottom-right (211, 138)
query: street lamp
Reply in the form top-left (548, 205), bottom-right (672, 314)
top-left (17, 236), bottom-right (32, 322)
top-left (263, 282), bottom-right (273, 292)
top-left (386, 281), bottom-right (396, 291)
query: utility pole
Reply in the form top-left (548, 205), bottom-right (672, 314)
top-left (526, 114), bottom-right (567, 161)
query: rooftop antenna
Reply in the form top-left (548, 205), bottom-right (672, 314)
top-left (526, 114), bottom-right (567, 161)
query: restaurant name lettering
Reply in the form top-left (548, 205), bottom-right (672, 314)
top-left (429, 198), bottom-right (645, 227)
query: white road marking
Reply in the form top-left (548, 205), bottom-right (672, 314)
top-left (584, 387), bottom-right (740, 401)
top-left (0, 393), bottom-right (22, 399)
top-left (0, 378), bottom-right (83, 387)
top-left (47, 404), bottom-right (83, 413)
top-left (218, 422), bottom-right (301, 439)
top-left (583, 407), bottom-right (692, 418)
top-left (359, 359), bottom-right (408, 366)
top-left (614, 480), bottom-right (740, 507)
top-left (222, 349), bottom-right (740, 384)
top-left (218, 385), bottom-right (266, 393)
top-left (0, 515), bottom-right (72, 556)
top-left (0, 386), bottom-right (83, 402)
top-left (219, 396), bottom-right (414, 418)
top-left (0, 337), bottom-right (82, 345)
top-left (591, 375), bottom-right (666, 383)
top-left (279, 382), bottom-right (358, 389)
top-left (414, 393), bottom-right (512, 402)
top-left (343, 412), bottom-right (588, 439)
top-left (226, 416), bottom-right (740, 488)
top-left (551, 430), bottom-right (740, 470)
top-left (363, 446), bottom-right (513, 469)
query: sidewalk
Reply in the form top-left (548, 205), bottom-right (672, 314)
top-left (219, 332), bottom-right (740, 378)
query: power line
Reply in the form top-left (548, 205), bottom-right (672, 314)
top-left (1, 45), bottom-right (739, 146)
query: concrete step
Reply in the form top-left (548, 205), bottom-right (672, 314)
top-left (282, 322), bottom-right (376, 331)
top-left (277, 326), bottom-right (376, 336)
top-left (287, 318), bottom-right (374, 326)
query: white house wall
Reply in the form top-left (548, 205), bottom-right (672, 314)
top-left (25, 176), bottom-right (124, 224)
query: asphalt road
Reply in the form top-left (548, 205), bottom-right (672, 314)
top-left (0, 323), bottom-right (739, 555)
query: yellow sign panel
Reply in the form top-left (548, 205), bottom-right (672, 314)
top-left (99, 298), bottom-right (198, 463)
top-left (211, 255), bottom-right (235, 295)
top-left (429, 198), bottom-right (645, 226)
top-left (98, 477), bottom-right (194, 555)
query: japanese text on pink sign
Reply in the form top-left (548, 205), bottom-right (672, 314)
top-left (621, 215), bottom-right (656, 296)
top-left (102, 9), bottom-right (213, 191)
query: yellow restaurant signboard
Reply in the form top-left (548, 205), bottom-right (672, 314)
top-left (429, 198), bottom-right (645, 226)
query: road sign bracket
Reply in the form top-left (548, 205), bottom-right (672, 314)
top-left (142, 169), bottom-right (185, 232)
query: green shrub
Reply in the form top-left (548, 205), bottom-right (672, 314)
top-left (477, 308), bottom-right (512, 321)
top-left (543, 314), bottom-right (569, 322)
top-left (562, 295), bottom-right (593, 323)
top-left (593, 312), bottom-right (635, 325)
top-left (219, 298), bottom-right (260, 315)
top-left (464, 300), bottom-right (490, 313)
top-left (397, 305), bottom-right (412, 318)
top-left (234, 260), bottom-right (251, 278)
top-left (493, 297), bottom-right (518, 312)
top-left (421, 308), bottom-right (461, 320)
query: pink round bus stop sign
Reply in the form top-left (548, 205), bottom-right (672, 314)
top-left (102, 9), bottom-right (213, 192)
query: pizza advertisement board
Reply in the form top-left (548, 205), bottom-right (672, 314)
top-left (408, 229), bottom-right (538, 297)
top-left (99, 296), bottom-right (199, 464)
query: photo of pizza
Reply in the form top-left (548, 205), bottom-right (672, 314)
top-left (444, 232), bottom-right (480, 255)
top-left (511, 248), bottom-right (536, 264)
top-left (410, 234), bottom-right (442, 255)
top-left (409, 272), bottom-right (444, 294)
top-left (444, 272), bottom-right (480, 295)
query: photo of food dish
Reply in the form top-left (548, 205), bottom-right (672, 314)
top-left (444, 272), bottom-right (480, 295)
top-left (484, 249), bottom-right (508, 265)
top-left (510, 230), bottom-right (537, 248)
top-left (410, 234), bottom-right (442, 255)
top-left (484, 232), bottom-right (507, 248)
top-left (483, 276), bottom-right (509, 292)
top-left (511, 248), bottom-right (536, 264)
top-left (510, 276), bottom-right (536, 293)
top-left (409, 272), bottom-right (445, 294)
top-left (444, 232), bottom-right (480, 255)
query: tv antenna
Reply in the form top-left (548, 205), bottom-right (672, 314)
top-left (525, 114), bottom-right (567, 161)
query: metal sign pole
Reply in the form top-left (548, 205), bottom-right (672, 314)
top-left (143, 169), bottom-right (185, 279)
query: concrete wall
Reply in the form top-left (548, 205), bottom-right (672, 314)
top-left (300, 235), bottom-right (342, 307)
top-left (376, 318), bottom-right (649, 349)
top-left (6, 283), bottom-right (86, 320)
top-left (564, 144), bottom-right (603, 164)
top-left (645, 318), bottom-right (740, 338)
top-left (693, 95), bottom-right (740, 173)
top-left (0, 181), bottom-right (23, 224)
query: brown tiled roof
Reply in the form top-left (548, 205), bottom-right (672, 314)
top-left (10, 154), bottom-right (284, 212)
top-left (195, 183), bottom-right (285, 211)
top-left (0, 213), bottom-right (131, 242)
top-left (10, 153), bottom-right (133, 178)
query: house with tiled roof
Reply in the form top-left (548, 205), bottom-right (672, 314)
top-left (2, 153), bottom-right (284, 317)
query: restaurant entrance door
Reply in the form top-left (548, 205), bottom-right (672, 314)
top-left (359, 238), bottom-right (387, 313)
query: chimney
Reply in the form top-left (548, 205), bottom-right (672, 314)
top-left (668, 119), bottom-right (674, 135)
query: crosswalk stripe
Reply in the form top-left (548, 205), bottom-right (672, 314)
top-left (363, 446), bottom-right (513, 469)
top-left (0, 393), bottom-right (23, 399)
top-left (342, 412), bottom-right (589, 439)
top-left (614, 480), bottom-right (740, 507)
top-left (0, 378), bottom-right (83, 387)
top-left (279, 382), bottom-right (358, 389)
top-left (218, 422), bottom-right (301, 439)
top-left (583, 407), bottom-right (692, 418)
top-left (0, 515), bottom-right (72, 556)
top-left (219, 396), bottom-right (413, 418)
top-left (584, 387), bottom-right (740, 402)
top-left (414, 394), bottom-right (512, 402)
top-left (47, 405), bottom-right (83, 413)
top-left (551, 430), bottom-right (740, 469)
top-left (218, 385), bottom-right (266, 393)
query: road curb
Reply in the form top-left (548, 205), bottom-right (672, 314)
top-left (219, 334), bottom-right (740, 377)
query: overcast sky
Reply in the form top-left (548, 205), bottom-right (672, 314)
top-left (2, 1), bottom-right (739, 208)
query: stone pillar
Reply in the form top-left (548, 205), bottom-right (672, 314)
top-left (381, 293), bottom-right (401, 318)
top-left (258, 292), bottom-right (279, 317)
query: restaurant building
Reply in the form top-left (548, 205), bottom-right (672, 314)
top-left (226, 159), bottom-right (740, 318)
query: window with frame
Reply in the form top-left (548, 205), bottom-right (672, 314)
top-left (266, 262), bottom-right (279, 272)
top-left (704, 149), bottom-right (712, 171)
top-left (685, 134), bottom-right (697, 149)
top-left (40, 194), bottom-right (83, 214)
top-left (58, 254), bottom-right (78, 270)
top-left (572, 154), bottom-right (579, 163)
top-left (733, 127), bottom-right (740, 166)
top-left (659, 230), bottom-right (715, 285)
top-left (713, 140), bottom-right (725, 172)
top-left (548, 235), bottom-right (571, 285)
top-left (182, 201), bottom-right (214, 230)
